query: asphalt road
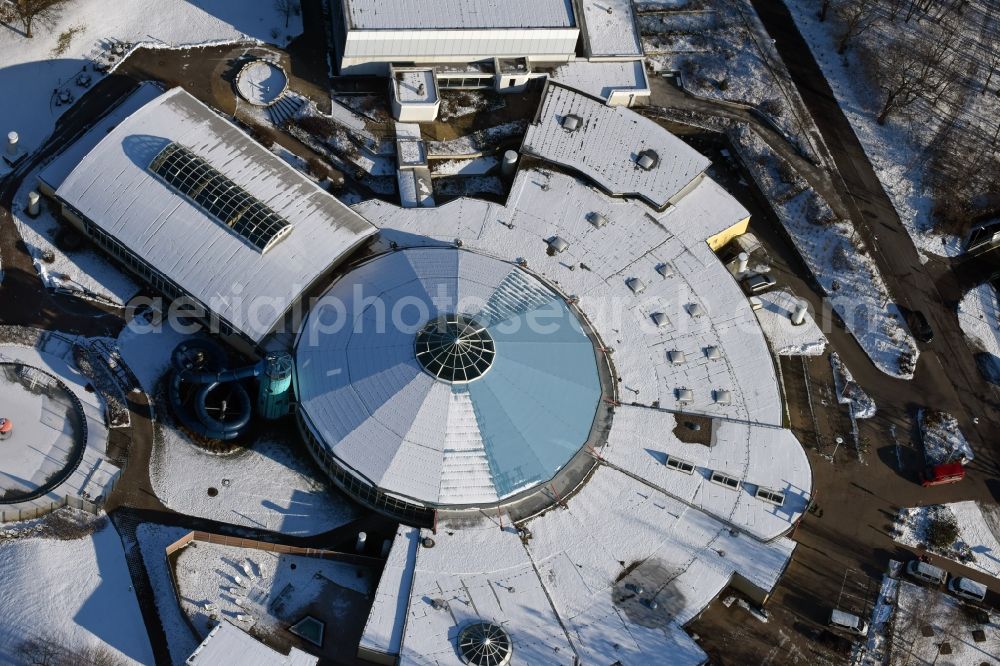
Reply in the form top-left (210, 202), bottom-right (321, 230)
top-left (750, 0), bottom-right (1000, 457)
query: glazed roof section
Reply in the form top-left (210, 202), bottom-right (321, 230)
top-left (55, 87), bottom-right (376, 344)
top-left (522, 83), bottom-right (711, 209)
top-left (342, 0), bottom-right (576, 30)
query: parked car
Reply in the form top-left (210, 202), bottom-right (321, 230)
top-left (921, 462), bottom-right (965, 487)
top-left (948, 576), bottom-right (987, 603)
top-left (907, 560), bottom-right (947, 585)
top-left (906, 309), bottom-right (934, 343)
top-left (742, 274), bottom-right (776, 294)
top-left (828, 609), bottom-right (868, 636)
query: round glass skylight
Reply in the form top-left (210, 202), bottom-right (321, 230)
top-left (415, 315), bottom-right (495, 383)
top-left (458, 622), bottom-right (512, 666)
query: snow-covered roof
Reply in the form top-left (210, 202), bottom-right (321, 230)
top-left (522, 83), bottom-right (711, 209)
top-left (356, 167), bottom-right (773, 425)
top-left (393, 69), bottom-right (436, 104)
top-left (186, 621), bottom-right (317, 666)
top-left (550, 59), bottom-right (649, 102)
top-left (38, 82), bottom-right (164, 193)
top-left (359, 526), bottom-right (420, 658)
top-left (55, 87), bottom-right (376, 344)
top-left (579, 0), bottom-right (642, 56)
top-left (381, 466), bottom-right (797, 665)
top-left (603, 406), bottom-right (812, 540)
top-left (295, 247), bottom-right (604, 506)
top-left (342, 0), bottom-right (576, 30)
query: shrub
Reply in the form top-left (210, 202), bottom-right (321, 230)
top-left (926, 511), bottom-right (959, 550)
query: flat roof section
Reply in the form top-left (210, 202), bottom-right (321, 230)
top-left (550, 59), bottom-right (649, 102)
top-left (343, 0), bottom-right (576, 30)
top-left (55, 87), bottom-right (376, 344)
top-left (522, 83), bottom-right (711, 209)
top-left (394, 69), bottom-right (437, 104)
top-left (579, 0), bottom-right (643, 56)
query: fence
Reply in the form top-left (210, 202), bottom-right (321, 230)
top-left (0, 490), bottom-right (111, 523)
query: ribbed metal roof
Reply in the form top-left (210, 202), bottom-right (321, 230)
top-left (295, 247), bottom-right (603, 506)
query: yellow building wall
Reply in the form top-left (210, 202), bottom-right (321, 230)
top-left (706, 215), bottom-right (750, 251)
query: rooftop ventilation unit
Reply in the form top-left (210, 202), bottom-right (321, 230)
top-left (562, 114), bottom-right (581, 131)
top-left (687, 303), bottom-right (705, 318)
top-left (713, 389), bottom-right (732, 405)
top-left (650, 312), bottom-right (669, 328)
top-left (626, 277), bottom-right (645, 295)
top-left (704, 346), bottom-right (722, 360)
top-left (636, 149), bottom-right (659, 170)
top-left (589, 212), bottom-right (608, 228)
top-left (667, 350), bottom-right (686, 365)
top-left (656, 262), bottom-right (674, 278)
top-left (547, 236), bottom-right (569, 254)
top-left (675, 388), bottom-right (693, 404)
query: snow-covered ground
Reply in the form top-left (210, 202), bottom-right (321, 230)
top-left (134, 522), bottom-right (200, 665)
top-left (732, 126), bottom-right (918, 378)
top-left (830, 351), bottom-right (876, 419)
top-left (0, 512), bottom-right (154, 665)
top-left (890, 578), bottom-right (1000, 666)
top-left (896, 501), bottom-right (1000, 578)
top-left (0, 0), bottom-right (301, 157)
top-left (174, 539), bottom-right (373, 639)
top-left (10, 173), bottom-right (139, 305)
top-left (639, 0), bottom-right (824, 161)
top-left (958, 282), bottom-right (1000, 380)
top-left (918, 409), bottom-right (974, 466)
top-left (753, 288), bottom-right (827, 355)
top-left (122, 318), bottom-right (360, 536)
top-left (150, 423), bottom-right (358, 536)
top-left (784, 1), bottom-right (964, 257)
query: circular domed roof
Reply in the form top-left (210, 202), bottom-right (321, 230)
top-left (458, 622), bottom-right (512, 666)
top-left (295, 247), bottom-right (605, 508)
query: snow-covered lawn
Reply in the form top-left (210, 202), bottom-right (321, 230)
top-left (830, 351), bottom-right (876, 419)
top-left (896, 501), bottom-right (1000, 578)
top-left (783, 1), bottom-right (963, 257)
top-left (150, 416), bottom-right (358, 536)
top-left (958, 282), bottom-right (1000, 380)
top-left (0, 0), bottom-right (301, 157)
top-left (639, 0), bottom-right (824, 161)
top-left (10, 172), bottom-right (139, 305)
top-left (134, 522), bottom-right (200, 665)
top-left (0, 512), bottom-right (153, 665)
top-left (173, 539), bottom-right (373, 639)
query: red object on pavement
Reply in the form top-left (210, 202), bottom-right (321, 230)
top-left (921, 462), bottom-right (965, 487)
top-left (0, 418), bottom-right (11, 434)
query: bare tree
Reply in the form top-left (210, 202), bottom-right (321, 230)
top-left (982, 47), bottom-right (1000, 94)
top-left (866, 26), bottom-right (960, 124)
top-left (835, 0), bottom-right (881, 53)
top-left (9, 0), bottom-right (68, 38)
top-left (274, 0), bottom-right (295, 29)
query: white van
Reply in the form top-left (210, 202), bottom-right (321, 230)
top-left (948, 576), bottom-right (987, 602)
top-left (829, 609), bottom-right (868, 636)
top-left (907, 560), bottom-right (947, 585)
